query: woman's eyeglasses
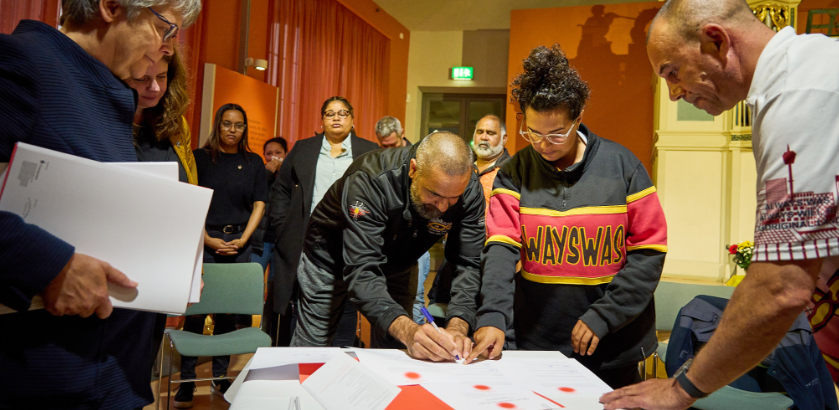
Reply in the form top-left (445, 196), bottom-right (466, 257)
top-left (323, 110), bottom-right (350, 119)
top-left (221, 121), bottom-right (246, 132)
top-left (519, 117), bottom-right (580, 145)
top-left (148, 7), bottom-right (179, 42)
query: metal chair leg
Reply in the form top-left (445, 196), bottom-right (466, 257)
top-left (653, 352), bottom-right (659, 379)
top-left (167, 335), bottom-right (174, 410)
top-left (157, 331), bottom-right (166, 410)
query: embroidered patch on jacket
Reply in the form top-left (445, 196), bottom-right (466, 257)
top-left (427, 218), bottom-right (452, 235)
top-left (349, 201), bottom-right (371, 220)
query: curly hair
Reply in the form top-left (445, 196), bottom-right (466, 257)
top-left (511, 44), bottom-right (590, 120)
top-left (136, 46), bottom-right (190, 143)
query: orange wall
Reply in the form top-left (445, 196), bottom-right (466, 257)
top-left (211, 66), bottom-right (279, 161)
top-left (797, 0), bottom-right (839, 32)
top-left (507, 3), bottom-right (661, 172)
top-left (338, 0), bottom-right (410, 128)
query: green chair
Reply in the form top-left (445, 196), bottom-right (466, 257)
top-left (653, 281), bottom-right (793, 410)
top-left (159, 263), bottom-right (272, 410)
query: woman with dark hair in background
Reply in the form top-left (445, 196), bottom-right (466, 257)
top-left (267, 96), bottom-right (379, 346)
top-left (127, 47), bottom-right (197, 391)
top-left (252, 137), bottom-right (287, 342)
top-left (174, 103), bottom-right (268, 408)
top-left (251, 137), bottom-right (288, 272)
top-left (469, 45), bottom-right (667, 389)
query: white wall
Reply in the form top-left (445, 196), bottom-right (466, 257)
top-left (405, 30), bottom-right (510, 142)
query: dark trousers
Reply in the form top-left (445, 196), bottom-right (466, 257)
top-left (179, 229), bottom-right (252, 379)
top-left (291, 253), bottom-right (416, 349)
top-left (149, 313), bottom-right (167, 380)
top-left (179, 314), bottom-right (237, 379)
top-left (203, 230), bottom-right (253, 264)
top-left (594, 364), bottom-right (643, 390)
top-left (332, 302), bottom-right (358, 348)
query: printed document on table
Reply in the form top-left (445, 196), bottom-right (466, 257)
top-left (495, 357), bottom-right (612, 399)
top-left (354, 348), bottom-right (508, 385)
top-left (0, 143), bottom-right (212, 315)
top-left (245, 347), bottom-right (345, 381)
top-left (302, 352), bottom-right (400, 410)
top-left (229, 380), bottom-right (325, 410)
top-left (421, 381), bottom-right (563, 410)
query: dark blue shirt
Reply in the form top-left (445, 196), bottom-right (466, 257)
top-left (0, 21), bottom-right (155, 409)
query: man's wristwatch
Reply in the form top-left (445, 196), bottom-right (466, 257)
top-left (673, 359), bottom-right (710, 399)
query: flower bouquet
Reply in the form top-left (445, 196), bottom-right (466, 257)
top-left (725, 240), bottom-right (753, 286)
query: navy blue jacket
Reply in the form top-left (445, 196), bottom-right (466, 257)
top-left (666, 296), bottom-right (837, 410)
top-left (0, 21), bottom-right (155, 409)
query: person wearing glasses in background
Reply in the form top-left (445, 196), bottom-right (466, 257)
top-left (175, 104), bottom-right (268, 407)
top-left (267, 97), bottom-right (379, 347)
top-left (467, 45), bottom-right (667, 390)
top-left (0, 1), bottom-right (200, 409)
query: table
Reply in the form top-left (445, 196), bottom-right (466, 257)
top-left (226, 349), bottom-right (611, 410)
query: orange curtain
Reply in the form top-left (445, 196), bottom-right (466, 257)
top-left (0, 0), bottom-right (60, 34)
top-left (267, 0), bottom-right (389, 148)
top-left (178, 11), bottom-right (204, 149)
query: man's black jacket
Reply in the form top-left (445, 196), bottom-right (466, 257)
top-left (304, 143), bottom-right (486, 336)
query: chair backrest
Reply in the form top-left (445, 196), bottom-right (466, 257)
top-left (183, 262), bottom-right (264, 316)
top-left (654, 281), bottom-right (735, 331)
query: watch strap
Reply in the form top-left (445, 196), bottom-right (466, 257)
top-left (676, 370), bottom-right (709, 399)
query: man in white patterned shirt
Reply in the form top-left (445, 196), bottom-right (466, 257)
top-left (602, 0), bottom-right (839, 408)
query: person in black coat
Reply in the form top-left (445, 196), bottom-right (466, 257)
top-left (268, 96), bottom-right (380, 346)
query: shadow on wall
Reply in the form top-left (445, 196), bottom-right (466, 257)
top-left (568, 5), bottom-right (659, 171)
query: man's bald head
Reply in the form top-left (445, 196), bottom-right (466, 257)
top-left (408, 132), bottom-right (473, 219)
top-left (648, 0), bottom-right (758, 45)
top-left (646, 0), bottom-right (774, 115)
top-left (416, 132), bottom-right (473, 178)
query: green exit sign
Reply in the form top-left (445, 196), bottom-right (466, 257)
top-left (451, 67), bottom-right (474, 80)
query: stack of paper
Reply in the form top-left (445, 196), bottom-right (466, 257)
top-left (302, 353), bottom-right (401, 410)
top-left (0, 143), bottom-right (212, 315)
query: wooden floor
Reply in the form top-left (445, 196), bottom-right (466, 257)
top-left (144, 352), bottom-right (253, 410)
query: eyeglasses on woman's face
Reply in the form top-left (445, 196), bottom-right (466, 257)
top-left (323, 110), bottom-right (350, 119)
top-left (519, 117), bottom-right (580, 145)
top-left (148, 7), bottom-right (179, 43)
top-left (221, 121), bottom-right (246, 132)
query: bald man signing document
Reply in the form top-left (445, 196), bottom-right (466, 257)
top-left (602, 0), bottom-right (839, 408)
top-left (291, 132), bottom-right (485, 360)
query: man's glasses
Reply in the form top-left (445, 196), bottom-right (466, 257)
top-left (148, 7), bottom-right (179, 42)
top-left (221, 121), bottom-right (246, 132)
top-left (323, 110), bottom-right (350, 119)
top-left (519, 117), bottom-right (580, 145)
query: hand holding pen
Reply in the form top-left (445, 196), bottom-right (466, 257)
top-left (421, 306), bottom-right (465, 364)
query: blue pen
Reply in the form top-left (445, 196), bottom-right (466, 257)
top-left (420, 306), bottom-right (463, 362)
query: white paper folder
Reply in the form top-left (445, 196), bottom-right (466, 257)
top-left (0, 143), bottom-right (212, 315)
